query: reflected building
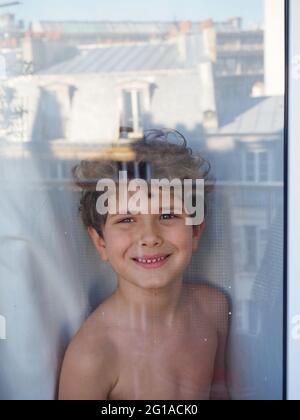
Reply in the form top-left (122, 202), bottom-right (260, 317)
top-left (0, 16), bottom-right (282, 303)
top-left (30, 21), bottom-right (177, 45)
top-left (200, 18), bottom-right (265, 127)
top-left (205, 94), bottom-right (284, 400)
top-left (1, 31), bottom-right (218, 181)
top-left (0, 16), bottom-right (265, 173)
top-left (205, 95), bottom-right (284, 301)
top-left (0, 17), bottom-right (282, 301)
top-left (0, 8), bottom-right (286, 400)
top-left (0, 13), bottom-right (24, 77)
top-left (0, 13), bottom-right (24, 48)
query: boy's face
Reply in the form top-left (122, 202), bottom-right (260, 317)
top-left (88, 190), bottom-right (204, 290)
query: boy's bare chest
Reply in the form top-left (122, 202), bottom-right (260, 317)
top-left (108, 326), bottom-right (218, 400)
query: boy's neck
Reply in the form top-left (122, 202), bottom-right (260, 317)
top-left (112, 276), bottom-right (186, 330)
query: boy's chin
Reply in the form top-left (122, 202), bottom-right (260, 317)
top-left (128, 276), bottom-right (179, 290)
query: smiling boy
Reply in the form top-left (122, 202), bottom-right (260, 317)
top-left (58, 130), bottom-right (229, 400)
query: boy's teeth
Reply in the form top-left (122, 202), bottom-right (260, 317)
top-left (137, 256), bottom-right (166, 264)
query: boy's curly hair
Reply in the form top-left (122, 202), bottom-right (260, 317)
top-left (72, 129), bottom-right (215, 238)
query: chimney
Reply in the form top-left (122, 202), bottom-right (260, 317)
top-left (203, 110), bottom-right (218, 130)
top-left (251, 81), bottom-right (265, 97)
top-left (201, 19), bottom-right (214, 30)
top-left (22, 35), bottom-right (46, 72)
top-left (227, 17), bottom-right (242, 30)
top-left (179, 21), bottom-right (192, 33)
top-left (201, 19), bottom-right (217, 62)
top-left (199, 61), bottom-right (218, 130)
top-left (177, 33), bottom-right (188, 61)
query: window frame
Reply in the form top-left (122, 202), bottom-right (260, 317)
top-left (286, 0), bottom-right (300, 401)
top-left (121, 88), bottom-right (144, 133)
top-left (117, 79), bottom-right (152, 135)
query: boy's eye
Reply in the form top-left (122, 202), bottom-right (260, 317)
top-left (118, 218), bottom-right (134, 224)
top-left (161, 213), bottom-right (176, 220)
top-left (117, 213), bottom-right (177, 224)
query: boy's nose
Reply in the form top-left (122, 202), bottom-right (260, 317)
top-left (139, 236), bottom-right (162, 247)
top-left (138, 225), bottom-right (163, 248)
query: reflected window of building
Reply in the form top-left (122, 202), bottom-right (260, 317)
top-left (244, 150), bottom-right (270, 182)
top-left (121, 89), bottom-right (144, 133)
top-left (244, 225), bottom-right (258, 272)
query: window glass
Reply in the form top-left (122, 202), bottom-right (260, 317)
top-left (0, 0), bottom-right (285, 400)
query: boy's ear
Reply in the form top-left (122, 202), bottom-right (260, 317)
top-left (88, 227), bottom-right (109, 262)
top-left (192, 221), bottom-right (205, 252)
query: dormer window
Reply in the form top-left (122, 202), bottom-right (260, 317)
top-left (244, 150), bottom-right (270, 182)
top-left (118, 79), bottom-right (153, 135)
top-left (121, 89), bottom-right (144, 133)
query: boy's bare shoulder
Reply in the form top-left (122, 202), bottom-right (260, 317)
top-left (184, 283), bottom-right (229, 330)
top-left (184, 282), bottom-right (228, 305)
top-left (58, 298), bottom-right (118, 400)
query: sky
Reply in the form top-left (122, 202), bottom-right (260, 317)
top-left (2, 0), bottom-right (264, 27)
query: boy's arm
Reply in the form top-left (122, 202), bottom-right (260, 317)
top-left (199, 286), bottom-right (230, 400)
top-left (58, 334), bottom-right (118, 400)
top-left (209, 291), bottom-right (230, 400)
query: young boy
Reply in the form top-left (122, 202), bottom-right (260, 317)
top-left (58, 130), bottom-right (229, 400)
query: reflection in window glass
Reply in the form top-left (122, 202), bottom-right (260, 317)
top-left (122, 90), bottom-right (144, 132)
top-left (246, 152), bottom-right (256, 182)
top-left (0, 0), bottom-right (285, 400)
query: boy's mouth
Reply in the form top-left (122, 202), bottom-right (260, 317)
top-left (132, 254), bottom-right (171, 269)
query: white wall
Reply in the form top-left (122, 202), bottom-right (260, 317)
top-left (264, 0), bottom-right (285, 95)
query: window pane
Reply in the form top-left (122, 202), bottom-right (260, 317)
top-left (0, 0), bottom-right (285, 400)
top-left (122, 91), bottom-right (133, 128)
top-left (246, 152), bottom-right (256, 182)
top-left (258, 151), bottom-right (269, 182)
top-left (245, 226), bottom-right (258, 271)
